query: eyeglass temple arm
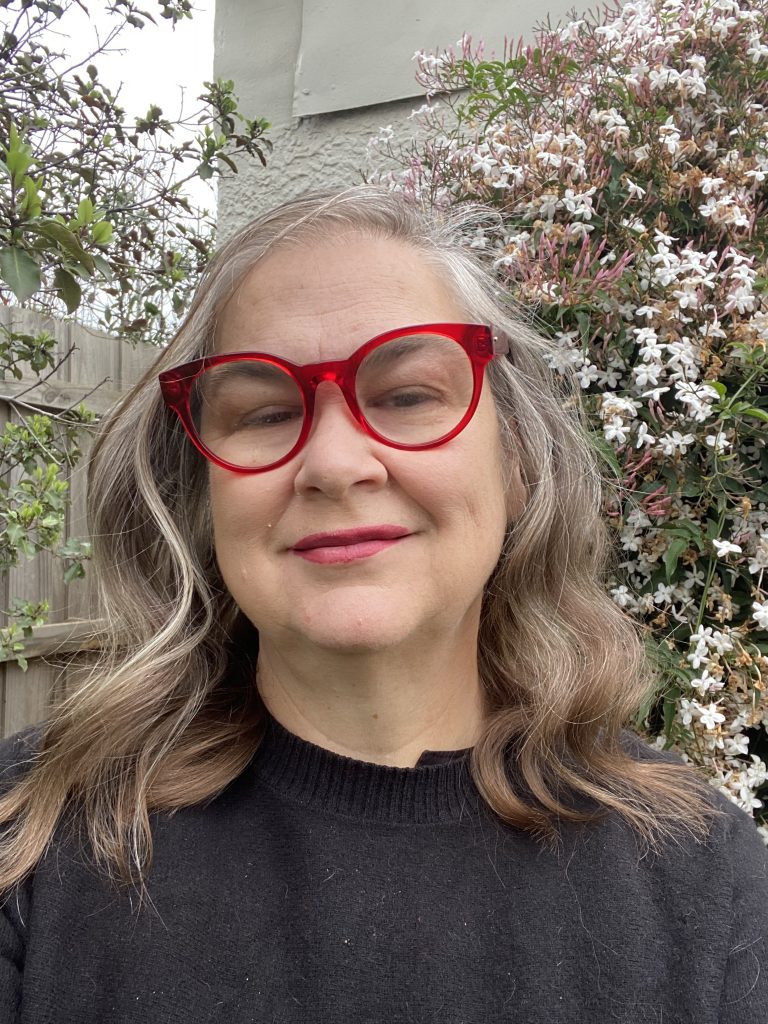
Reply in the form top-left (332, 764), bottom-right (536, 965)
top-left (490, 326), bottom-right (512, 359)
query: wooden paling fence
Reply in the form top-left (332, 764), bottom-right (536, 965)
top-left (0, 307), bottom-right (159, 740)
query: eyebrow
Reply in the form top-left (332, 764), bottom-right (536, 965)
top-left (359, 335), bottom-right (431, 370)
top-left (199, 360), bottom-right (292, 397)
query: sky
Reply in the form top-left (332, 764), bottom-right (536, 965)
top-left (51, 1), bottom-right (217, 208)
top-left (84, 2), bottom-right (215, 121)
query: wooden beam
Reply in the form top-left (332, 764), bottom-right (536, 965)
top-left (0, 619), bottom-right (105, 663)
top-left (0, 379), bottom-right (124, 416)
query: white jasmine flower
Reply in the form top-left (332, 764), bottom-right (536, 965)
top-left (658, 117), bottom-right (682, 155)
top-left (601, 394), bottom-right (640, 418)
top-left (626, 178), bottom-right (647, 199)
top-left (687, 641), bottom-right (709, 670)
top-left (610, 584), bottom-right (637, 610)
top-left (698, 702), bottom-right (726, 730)
top-left (711, 629), bottom-right (734, 654)
top-left (568, 222), bottom-right (595, 239)
top-left (724, 734), bottom-right (749, 757)
top-left (673, 288), bottom-right (699, 309)
top-left (635, 305), bottom-right (660, 320)
top-left (675, 381), bottom-right (719, 422)
top-left (747, 755), bottom-right (768, 788)
top-left (649, 67), bottom-right (681, 91)
top-left (698, 318), bottom-right (727, 339)
top-left (679, 698), bottom-right (696, 726)
top-left (471, 152), bottom-right (497, 176)
top-left (621, 217), bottom-right (645, 234)
top-left (633, 363), bottom-right (661, 388)
top-left (706, 432), bottom-right (732, 454)
top-left (643, 385), bottom-right (670, 402)
top-left (653, 229), bottom-right (679, 246)
top-left (683, 566), bottom-right (706, 590)
top-left (634, 422), bottom-right (655, 447)
top-left (604, 417), bottom-right (629, 444)
top-left (724, 286), bottom-right (756, 314)
top-left (634, 327), bottom-right (663, 359)
top-left (752, 600), bottom-right (768, 629)
top-left (658, 430), bottom-right (696, 456)
top-left (747, 38), bottom-right (768, 62)
top-left (690, 669), bottom-right (721, 694)
top-left (712, 538), bottom-right (742, 557)
top-left (700, 176), bottom-right (725, 194)
top-left (690, 624), bottom-right (713, 646)
top-left (577, 362), bottom-right (600, 388)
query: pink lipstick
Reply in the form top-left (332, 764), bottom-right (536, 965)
top-left (291, 525), bottom-right (411, 564)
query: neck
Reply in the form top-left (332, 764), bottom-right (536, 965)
top-left (255, 633), bottom-right (485, 768)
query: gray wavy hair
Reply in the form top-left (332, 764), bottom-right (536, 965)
top-left (0, 184), bottom-right (719, 902)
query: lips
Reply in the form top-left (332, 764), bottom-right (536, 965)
top-left (292, 525), bottom-right (412, 551)
top-left (290, 525), bottom-right (413, 565)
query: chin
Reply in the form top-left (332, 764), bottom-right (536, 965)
top-left (284, 592), bottom-right (421, 653)
top-left (295, 618), bottom-right (412, 654)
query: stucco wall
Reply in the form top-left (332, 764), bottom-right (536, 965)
top-left (214, 0), bottom-right (592, 238)
top-left (215, 98), bottom-right (418, 242)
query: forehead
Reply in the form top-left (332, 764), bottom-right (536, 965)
top-left (213, 232), bottom-right (468, 362)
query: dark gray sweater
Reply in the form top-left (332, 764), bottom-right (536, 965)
top-left (1, 714), bottom-right (767, 1023)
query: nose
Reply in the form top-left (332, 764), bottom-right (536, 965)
top-left (292, 381), bottom-right (389, 497)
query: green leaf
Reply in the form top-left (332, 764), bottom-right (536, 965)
top-left (53, 266), bottom-right (82, 313)
top-left (91, 253), bottom-right (112, 279)
top-left (76, 197), bottom-right (95, 224)
top-left (31, 219), bottom-right (90, 265)
top-left (664, 537), bottom-right (688, 582)
top-left (20, 177), bottom-right (42, 218)
top-left (705, 518), bottom-right (722, 541)
top-left (3, 125), bottom-right (33, 184)
top-left (217, 153), bottom-right (238, 174)
top-left (63, 561), bottom-right (85, 584)
top-left (742, 406), bottom-right (768, 424)
top-left (0, 247), bottom-right (41, 302)
top-left (91, 221), bottom-right (113, 245)
top-left (663, 685), bottom-right (681, 739)
top-left (723, 477), bottom-right (746, 495)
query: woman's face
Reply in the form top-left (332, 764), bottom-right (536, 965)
top-left (210, 232), bottom-right (522, 654)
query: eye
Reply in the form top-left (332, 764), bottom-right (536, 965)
top-left (238, 405), bottom-right (304, 428)
top-left (369, 386), bottom-right (443, 409)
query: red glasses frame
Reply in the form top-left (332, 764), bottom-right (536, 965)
top-left (158, 322), bottom-right (509, 474)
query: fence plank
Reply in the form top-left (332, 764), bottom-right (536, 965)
top-left (1, 309), bottom-right (157, 739)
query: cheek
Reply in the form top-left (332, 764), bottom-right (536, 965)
top-left (208, 468), bottom-right (285, 562)
top-left (416, 438), bottom-right (509, 545)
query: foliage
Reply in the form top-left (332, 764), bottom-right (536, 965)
top-left (1, 0), bottom-right (269, 341)
top-left (369, 0), bottom-right (768, 833)
top-left (0, 0), bottom-right (269, 671)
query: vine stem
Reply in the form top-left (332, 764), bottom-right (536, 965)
top-left (694, 504), bottom-right (727, 634)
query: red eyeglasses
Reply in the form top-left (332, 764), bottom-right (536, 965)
top-left (158, 322), bottom-right (508, 473)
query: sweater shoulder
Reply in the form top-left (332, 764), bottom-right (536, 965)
top-left (619, 727), bottom-right (768, 860)
top-left (618, 727), bottom-right (687, 767)
top-left (0, 724), bottom-right (44, 793)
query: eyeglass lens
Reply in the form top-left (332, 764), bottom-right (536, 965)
top-left (190, 332), bottom-right (475, 470)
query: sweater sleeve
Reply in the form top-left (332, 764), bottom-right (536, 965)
top-left (718, 801), bottom-right (768, 1023)
top-left (0, 726), bottom-right (41, 1024)
top-left (0, 888), bottom-right (24, 1023)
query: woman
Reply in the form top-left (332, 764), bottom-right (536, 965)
top-left (0, 185), bottom-right (765, 1023)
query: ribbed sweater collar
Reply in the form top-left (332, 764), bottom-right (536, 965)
top-left (250, 711), bottom-right (483, 824)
